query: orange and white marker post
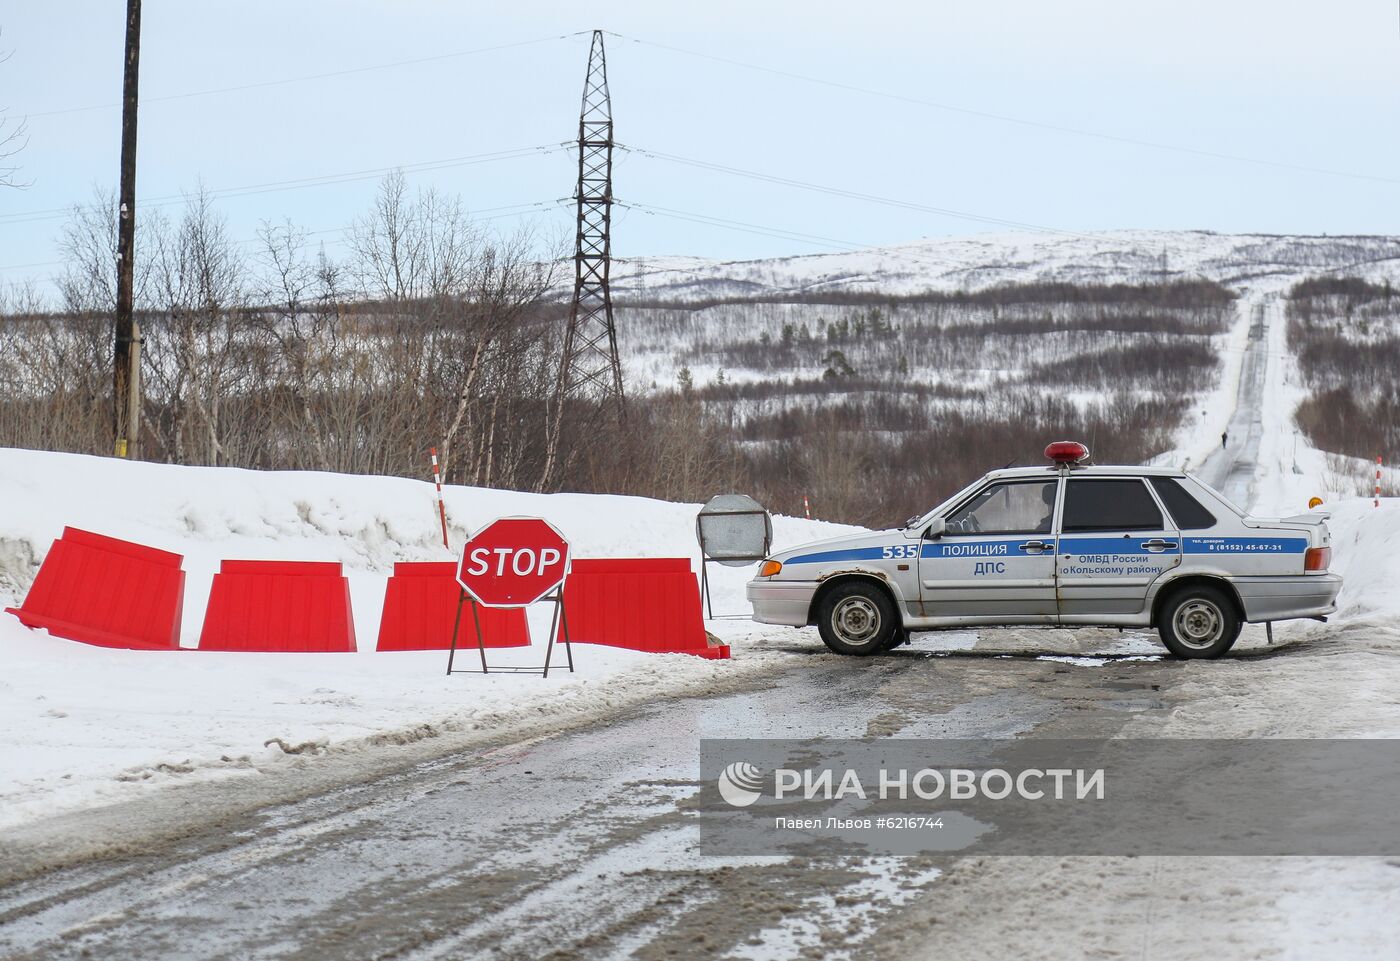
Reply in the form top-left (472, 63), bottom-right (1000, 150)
top-left (1378, 456), bottom-right (1383, 508)
top-left (803, 495), bottom-right (811, 520)
top-left (430, 447), bottom-right (450, 548)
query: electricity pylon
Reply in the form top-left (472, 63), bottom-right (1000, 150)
top-left (558, 29), bottom-right (624, 416)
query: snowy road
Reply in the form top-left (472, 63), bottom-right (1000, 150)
top-left (4, 623), bottom-right (1398, 960)
top-left (1198, 291), bottom-right (1270, 510)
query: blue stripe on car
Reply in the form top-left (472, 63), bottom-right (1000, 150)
top-left (786, 536), bottom-right (1308, 565)
top-left (784, 546), bottom-right (889, 565)
top-left (1059, 537), bottom-right (1167, 555)
top-left (1057, 536), bottom-right (1308, 555)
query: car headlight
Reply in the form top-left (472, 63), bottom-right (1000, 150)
top-left (759, 560), bottom-right (783, 577)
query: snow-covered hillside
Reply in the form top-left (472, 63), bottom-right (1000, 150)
top-left (615, 229), bottom-right (1400, 302)
top-left (604, 229), bottom-right (1400, 526)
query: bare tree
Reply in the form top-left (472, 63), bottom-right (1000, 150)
top-left (348, 172), bottom-right (560, 484)
top-left (57, 189), bottom-right (120, 314)
top-left (253, 219), bottom-right (347, 472)
top-left (7, 193), bottom-right (129, 455)
top-left (0, 29), bottom-right (28, 188)
top-left (143, 189), bottom-right (245, 464)
top-left (5, 175), bottom-right (571, 493)
top-left (436, 223), bottom-right (557, 484)
top-left (347, 170), bottom-right (426, 301)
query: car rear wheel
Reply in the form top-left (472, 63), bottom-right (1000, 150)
top-left (816, 582), bottom-right (900, 656)
top-left (1157, 585), bottom-right (1242, 659)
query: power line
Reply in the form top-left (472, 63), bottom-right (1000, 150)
top-left (0, 199), bottom-right (572, 274)
top-left (0, 144), bottom-right (570, 226)
top-left (22, 33), bottom-right (587, 120)
top-left (617, 143), bottom-right (1099, 239)
top-left (605, 30), bottom-right (1400, 188)
top-left (615, 199), bottom-right (865, 250)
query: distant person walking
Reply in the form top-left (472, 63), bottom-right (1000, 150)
top-left (1221, 431), bottom-right (1228, 448)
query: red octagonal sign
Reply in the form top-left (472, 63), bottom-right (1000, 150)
top-left (456, 517), bottom-right (571, 608)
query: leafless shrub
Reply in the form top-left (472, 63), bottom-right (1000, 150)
top-left (1322, 452), bottom-right (1400, 498)
top-left (571, 394), bottom-right (747, 504)
top-left (620, 279), bottom-right (1235, 311)
top-left (733, 391), bottom-right (1183, 527)
top-left (1025, 341), bottom-right (1217, 394)
top-left (1295, 388), bottom-right (1400, 465)
top-left (1288, 277), bottom-right (1400, 463)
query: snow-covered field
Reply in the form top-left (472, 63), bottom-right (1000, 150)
top-left (0, 449), bottom-right (854, 830)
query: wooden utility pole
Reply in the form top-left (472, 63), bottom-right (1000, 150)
top-left (113, 0), bottom-right (141, 458)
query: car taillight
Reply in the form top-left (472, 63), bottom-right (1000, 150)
top-left (759, 560), bottom-right (783, 577)
top-left (1304, 547), bottom-right (1331, 572)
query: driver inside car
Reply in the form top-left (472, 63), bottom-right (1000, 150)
top-left (1035, 481), bottom-right (1057, 532)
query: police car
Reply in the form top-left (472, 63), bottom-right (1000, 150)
top-left (748, 442), bottom-right (1341, 659)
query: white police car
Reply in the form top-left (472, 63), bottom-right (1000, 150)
top-left (748, 442), bottom-right (1341, 659)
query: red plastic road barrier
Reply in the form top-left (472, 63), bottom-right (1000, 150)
top-left (562, 558), bottom-right (729, 659)
top-left (5, 527), bottom-right (185, 650)
top-left (199, 560), bottom-right (355, 652)
top-left (377, 562), bottom-right (529, 651)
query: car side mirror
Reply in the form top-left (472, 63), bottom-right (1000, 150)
top-left (924, 517), bottom-right (945, 539)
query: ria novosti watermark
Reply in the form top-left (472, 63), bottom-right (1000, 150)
top-left (726, 761), bottom-right (1104, 804)
top-left (697, 739), bottom-right (1400, 856)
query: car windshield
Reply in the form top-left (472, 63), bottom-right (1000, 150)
top-left (944, 480), bottom-right (1056, 535)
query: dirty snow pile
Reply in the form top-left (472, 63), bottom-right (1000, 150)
top-left (0, 448), bottom-right (853, 830)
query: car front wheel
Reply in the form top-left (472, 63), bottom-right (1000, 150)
top-left (816, 582), bottom-right (900, 656)
top-left (1157, 585), bottom-right (1242, 659)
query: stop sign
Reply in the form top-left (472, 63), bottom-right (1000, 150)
top-left (456, 517), bottom-right (571, 607)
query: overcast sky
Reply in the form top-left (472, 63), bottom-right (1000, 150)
top-left (2, 1), bottom-right (1399, 292)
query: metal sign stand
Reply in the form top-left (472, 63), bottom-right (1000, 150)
top-left (445, 588), bottom-right (575, 678)
top-left (696, 502), bottom-right (772, 620)
top-left (699, 559), bottom-right (760, 621)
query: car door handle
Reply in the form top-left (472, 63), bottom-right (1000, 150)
top-left (1141, 538), bottom-right (1179, 552)
top-left (1018, 540), bottom-right (1051, 553)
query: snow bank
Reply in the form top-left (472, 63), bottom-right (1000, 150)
top-left (0, 448), bottom-right (855, 829)
top-left (0, 448), bottom-right (853, 635)
top-left (1319, 499), bottom-right (1400, 624)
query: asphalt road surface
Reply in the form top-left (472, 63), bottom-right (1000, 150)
top-left (0, 629), bottom-right (1273, 961)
